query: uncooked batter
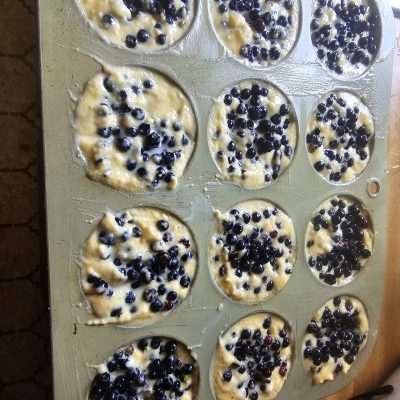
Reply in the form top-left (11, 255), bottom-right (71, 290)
top-left (75, 65), bottom-right (196, 192)
top-left (311, 0), bottom-right (381, 78)
top-left (88, 336), bottom-right (199, 399)
top-left (306, 91), bottom-right (374, 184)
top-left (305, 195), bottom-right (373, 286)
top-left (208, 80), bottom-right (297, 189)
top-left (80, 207), bottom-right (197, 325)
top-left (213, 313), bottom-right (292, 400)
top-left (302, 296), bottom-right (368, 384)
top-left (210, 0), bottom-right (300, 66)
top-left (209, 200), bottom-right (296, 303)
top-left (76, 0), bottom-right (194, 50)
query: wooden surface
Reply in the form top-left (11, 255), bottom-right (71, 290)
top-left (327, 18), bottom-right (400, 400)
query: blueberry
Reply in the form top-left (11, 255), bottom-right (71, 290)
top-left (125, 291), bottom-right (136, 304)
top-left (116, 137), bottom-right (132, 152)
top-left (143, 79), bottom-right (153, 89)
top-left (231, 87), bottom-right (240, 97)
top-left (167, 290), bottom-right (178, 301)
top-left (314, 161), bottom-right (325, 172)
top-left (110, 307), bottom-right (122, 317)
top-left (252, 212), bottom-right (262, 223)
top-left (137, 167), bottom-right (147, 177)
top-left (99, 231), bottom-right (115, 246)
top-left (157, 220), bottom-right (169, 231)
top-left (222, 369), bottom-right (232, 382)
top-left (150, 298), bottom-right (164, 312)
top-left (156, 34), bottom-right (167, 45)
top-left (240, 88), bottom-right (251, 100)
top-left (97, 127), bottom-right (112, 138)
top-left (132, 108), bottom-right (145, 120)
top-left (263, 317), bottom-right (271, 329)
top-left (125, 35), bottom-right (137, 48)
top-left (224, 94), bottom-right (233, 105)
top-left (101, 14), bottom-right (114, 26)
top-left (137, 29), bottom-right (149, 43)
top-left (219, 3), bottom-right (227, 13)
top-left (180, 275), bottom-right (191, 288)
top-left (269, 47), bottom-right (281, 60)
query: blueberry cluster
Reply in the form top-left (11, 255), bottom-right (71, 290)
top-left (214, 0), bottom-right (297, 65)
top-left (96, 75), bottom-right (191, 189)
top-left (311, 0), bottom-right (380, 76)
top-left (87, 214), bottom-right (194, 319)
top-left (306, 197), bottom-right (372, 286)
top-left (303, 296), bottom-right (367, 376)
top-left (212, 82), bottom-right (295, 185)
top-left (213, 205), bottom-right (294, 298)
top-left (306, 92), bottom-right (373, 183)
top-left (101, 0), bottom-right (190, 49)
top-left (89, 337), bottom-right (197, 400)
top-left (221, 317), bottom-right (291, 399)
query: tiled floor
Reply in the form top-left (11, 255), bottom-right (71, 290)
top-left (0, 1), bottom-right (52, 399)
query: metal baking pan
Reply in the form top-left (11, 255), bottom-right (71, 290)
top-left (38, 0), bottom-right (395, 398)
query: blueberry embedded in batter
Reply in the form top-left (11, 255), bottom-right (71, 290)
top-left (302, 296), bottom-right (368, 384)
top-left (306, 91), bottom-right (374, 184)
top-left (305, 196), bottom-right (373, 287)
top-left (76, 0), bottom-right (194, 50)
top-left (208, 80), bottom-right (297, 189)
top-left (209, 200), bottom-right (296, 303)
top-left (311, 0), bottom-right (381, 78)
top-left (80, 207), bottom-right (197, 325)
top-left (75, 65), bottom-right (196, 192)
top-left (88, 337), bottom-right (199, 399)
top-left (210, 0), bottom-right (300, 66)
top-left (213, 313), bottom-right (293, 400)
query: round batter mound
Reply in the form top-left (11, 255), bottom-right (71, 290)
top-left (311, 0), bottom-right (381, 78)
top-left (208, 80), bottom-right (297, 189)
top-left (88, 336), bottom-right (199, 399)
top-left (80, 207), bottom-right (197, 325)
top-left (76, 0), bottom-right (194, 50)
top-left (75, 65), bottom-right (196, 192)
top-left (306, 91), bottom-right (374, 184)
top-left (210, 0), bottom-right (300, 67)
top-left (209, 200), bottom-right (296, 303)
top-left (302, 296), bottom-right (368, 384)
top-left (213, 313), bottom-right (293, 400)
top-left (305, 195), bottom-right (373, 287)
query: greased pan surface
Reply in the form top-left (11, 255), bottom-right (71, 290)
top-left (38, 0), bottom-right (394, 398)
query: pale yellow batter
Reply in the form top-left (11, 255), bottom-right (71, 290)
top-left (75, 65), bottom-right (196, 192)
top-left (307, 91), bottom-right (374, 184)
top-left (80, 207), bottom-right (197, 325)
top-left (89, 337), bottom-right (199, 399)
top-left (209, 200), bottom-right (296, 303)
top-left (210, 0), bottom-right (300, 66)
top-left (76, 0), bottom-right (194, 50)
top-left (208, 80), bottom-right (297, 189)
top-left (213, 313), bottom-right (292, 400)
top-left (311, 0), bottom-right (380, 78)
top-left (302, 296), bottom-right (368, 384)
top-left (305, 195), bottom-right (373, 286)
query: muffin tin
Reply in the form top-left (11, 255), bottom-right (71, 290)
top-left (38, 0), bottom-right (395, 398)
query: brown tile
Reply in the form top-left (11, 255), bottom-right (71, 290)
top-left (0, 172), bottom-right (38, 225)
top-left (0, 0), bottom-right (35, 55)
top-left (0, 59), bottom-right (36, 113)
top-left (0, 281), bottom-right (44, 332)
top-left (0, 332), bottom-right (46, 382)
top-left (0, 115), bottom-right (38, 169)
top-left (0, 382), bottom-right (47, 400)
top-left (0, 226), bottom-right (40, 279)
